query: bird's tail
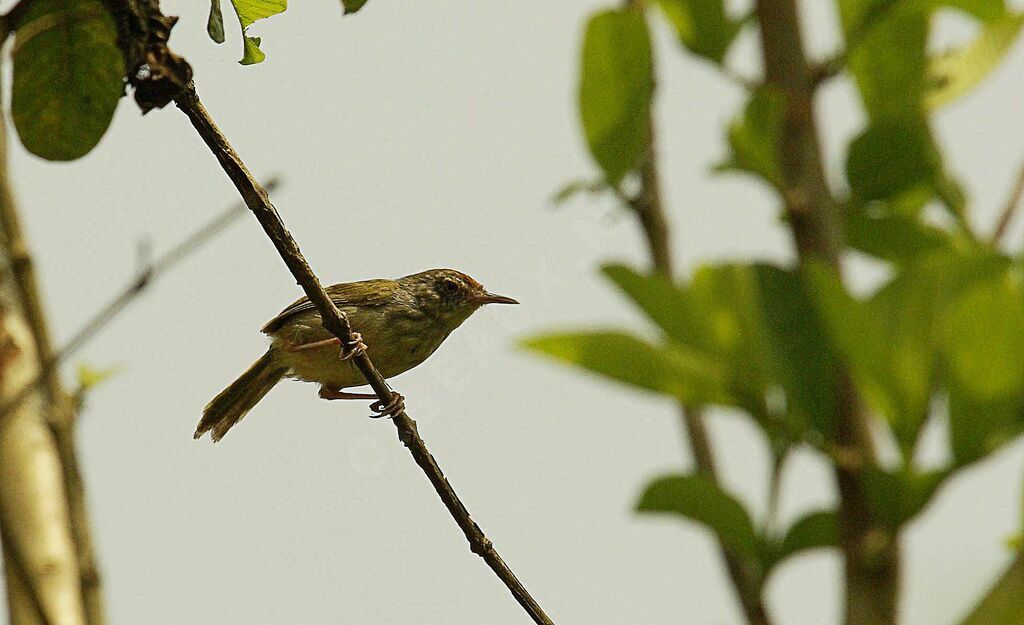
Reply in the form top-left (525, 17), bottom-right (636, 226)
top-left (195, 351), bottom-right (287, 442)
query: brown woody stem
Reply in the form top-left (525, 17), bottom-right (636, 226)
top-left (754, 1), bottom-right (898, 624)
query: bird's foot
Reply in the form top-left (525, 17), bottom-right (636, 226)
top-left (339, 332), bottom-right (367, 361)
top-left (369, 392), bottom-right (405, 419)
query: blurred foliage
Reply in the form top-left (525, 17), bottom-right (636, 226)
top-left (578, 9), bottom-right (654, 185)
top-left (530, 0), bottom-right (1024, 621)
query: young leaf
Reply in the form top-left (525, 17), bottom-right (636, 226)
top-left (776, 510), bottom-right (839, 563)
top-left (603, 263), bottom-right (840, 437)
top-left (654, 0), bottom-right (743, 63)
top-left (716, 87), bottom-right (786, 188)
top-left (842, 3), bottom-right (929, 119)
top-left (341, 0), bottom-right (370, 14)
top-left (222, 0), bottom-right (287, 65)
top-left (944, 270), bottom-right (1024, 400)
top-left (208, 0), bottom-right (226, 43)
top-left (579, 9), bottom-right (654, 184)
top-left (846, 208), bottom-right (955, 265)
top-left (846, 115), bottom-right (941, 202)
top-left (863, 467), bottom-right (950, 529)
top-left (637, 473), bottom-right (760, 558)
top-left (521, 331), bottom-right (731, 406)
top-left (927, 12), bottom-right (1024, 109)
top-left (948, 388), bottom-right (1024, 466)
top-left (76, 363), bottom-right (121, 392)
top-left (11, 0), bottom-right (125, 161)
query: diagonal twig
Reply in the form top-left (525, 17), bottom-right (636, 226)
top-left (990, 158), bottom-right (1024, 245)
top-left (0, 178), bottom-right (281, 424)
top-left (172, 82), bottom-right (555, 625)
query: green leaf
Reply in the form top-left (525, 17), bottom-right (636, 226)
top-left (943, 265), bottom-right (1024, 464)
top-left (944, 270), bottom-right (1024, 400)
top-left (808, 264), bottom-right (934, 454)
top-left (716, 87), bottom-right (786, 188)
top-left (654, 0), bottom-right (743, 63)
top-left (603, 263), bottom-right (839, 437)
top-left (341, 0), bottom-right (370, 14)
top-left (927, 12), bottom-right (1024, 109)
top-left (76, 363), bottom-right (121, 392)
top-left (809, 253), bottom-right (1009, 455)
top-left (637, 473), bottom-right (760, 557)
top-left (579, 9), bottom-right (654, 184)
top-left (948, 389), bottom-right (1024, 465)
top-left (846, 115), bottom-right (942, 202)
top-left (11, 0), bottom-right (124, 161)
top-left (221, 0), bottom-right (287, 65)
top-left (208, 0), bottom-right (226, 43)
top-left (863, 467), bottom-right (950, 529)
top-left (777, 510), bottom-right (839, 560)
top-left (961, 554), bottom-right (1024, 625)
top-left (842, 2), bottom-right (929, 119)
top-left (846, 208), bottom-right (955, 265)
top-left (522, 331), bottom-right (730, 405)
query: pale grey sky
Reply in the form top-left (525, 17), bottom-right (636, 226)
top-left (6, 1), bottom-right (1024, 624)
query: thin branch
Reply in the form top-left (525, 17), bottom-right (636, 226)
top-left (990, 158), bottom-right (1024, 245)
top-left (809, 52), bottom-right (845, 88)
top-left (0, 178), bottom-right (281, 425)
top-left (171, 82), bottom-right (554, 625)
top-left (753, 2), bottom-right (897, 625)
top-left (624, 42), bottom-right (774, 625)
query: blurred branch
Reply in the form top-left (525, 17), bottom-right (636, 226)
top-left (0, 51), bottom-right (86, 625)
top-left (623, 49), bottom-right (773, 624)
top-left (754, 2), bottom-right (897, 625)
top-left (0, 172), bottom-right (277, 625)
top-left (171, 82), bottom-right (555, 625)
top-left (990, 158), bottom-right (1024, 245)
top-left (0, 178), bottom-right (280, 425)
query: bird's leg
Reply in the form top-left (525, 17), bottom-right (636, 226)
top-left (319, 387), bottom-right (405, 420)
top-left (339, 332), bottom-right (367, 361)
top-left (318, 387), bottom-right (377, 401)
top-left (284, 337), bottom-right (341, 352)
top-left (283, 332), bottom-right (367, 361)
top-left (369, 392), bottom-right (405, 419)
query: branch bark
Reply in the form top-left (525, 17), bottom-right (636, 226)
top-left (0, 223), bottom-right (84, 625)
top-left (630, 71), bottom-right (773, 625)
top-left (0, 51), bottom-right (91, 625)
top-left (753, 2), bottom-right (898, 625)
top-left (172, 83), bottom-right (554, 625)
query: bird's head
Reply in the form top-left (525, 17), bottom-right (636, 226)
top-left (400, 268), bottom-right (518, 327)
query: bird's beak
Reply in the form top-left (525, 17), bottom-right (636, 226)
top-left (473, 291), bottom-right (519, 306)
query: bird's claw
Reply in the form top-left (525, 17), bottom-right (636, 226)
top-left (339, 332), bottom-right (367, 361)
top-left (369, 393), bottom-right (405, 419)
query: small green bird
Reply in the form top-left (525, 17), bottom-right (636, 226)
top-left (194, 268), bottom-right (518, 442)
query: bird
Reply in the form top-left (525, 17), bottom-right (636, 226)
top-left (194, 268), bottom-right (518, 442)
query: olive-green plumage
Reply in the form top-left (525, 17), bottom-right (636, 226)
top-left (194, 268), bottom-right (517, 442)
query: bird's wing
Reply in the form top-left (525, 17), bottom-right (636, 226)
top-left (260, 279), bottom-right (399, 334)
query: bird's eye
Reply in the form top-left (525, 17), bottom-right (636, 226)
top-left (442, 278), bottom-right (460, 294)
